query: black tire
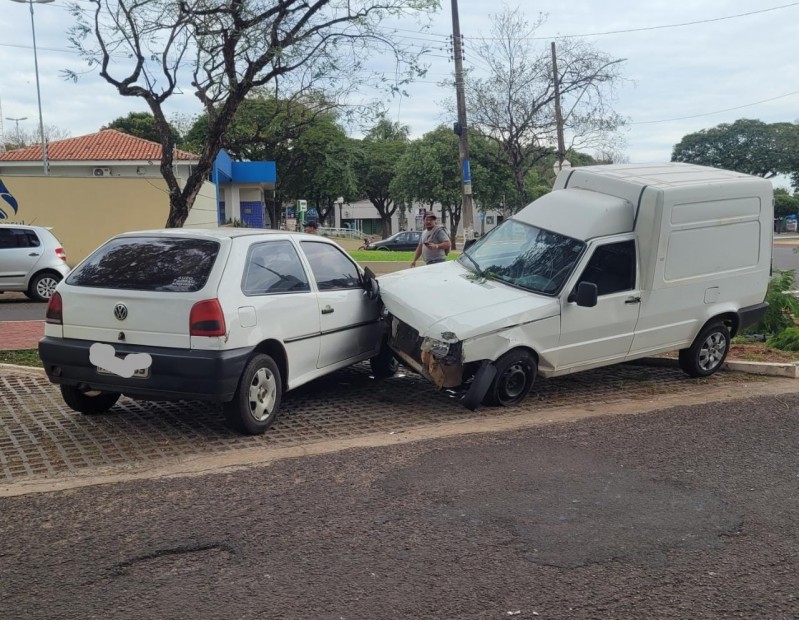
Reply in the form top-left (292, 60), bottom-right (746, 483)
top-left (28, 271), bottom-right (62, 302)
top-left (678, 322), bottom-right (730, 378)
top-left (483, 349), bottom-right (537, 407)
top-left (377, 246), bottom-right (389, 251)
top-left (370, 341), bottom-right (398, 378)
top-left (223, 353), bottom-right (282, 435)
top-left (60, 385), bottom-right (120, 414)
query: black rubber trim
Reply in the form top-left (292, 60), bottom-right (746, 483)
top-left (737, 302), bottom-right (768, 330)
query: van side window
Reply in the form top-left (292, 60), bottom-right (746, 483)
top-left (577, 240), bottom-right (636, 296)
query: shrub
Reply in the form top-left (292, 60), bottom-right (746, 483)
top-left (743, 269), bottom-right (799, 336)
top-left (766, 327), bottom-right (799, 351)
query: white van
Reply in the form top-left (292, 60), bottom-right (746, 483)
top-left (378, 163), bottom-right (773, 409)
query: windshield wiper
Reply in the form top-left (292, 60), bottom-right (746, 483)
top-left (461, 251), bottom-right (482, 276)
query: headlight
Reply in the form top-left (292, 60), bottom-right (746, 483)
top-left (421, 337), bottom-right (450, 359)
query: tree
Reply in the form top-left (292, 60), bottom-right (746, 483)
top-left (774, 188), bottom-right (799, 219)
top-left (671, 119), bottom-right (799, 181)
top-left (354, 119), bottom-right (409, 237)
top-left (104, 111), bottom-right (182, 145)
top-left (66, 0), bottom-right (438, 227)
top-left (464, 7), bottom-right (625, 211)
top-left (391, 125), bottom-right (462, 246)
top-left (2, 124), bottom-right (70, 151)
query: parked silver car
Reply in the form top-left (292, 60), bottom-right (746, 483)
top-left (0, 224), bottom-right (70, 301)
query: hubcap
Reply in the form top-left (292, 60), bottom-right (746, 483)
top-left (36, 276), bottom-right (58, 299)
top-left (247, 367), bottom-right (277, 422)
top-left (698, 332), bottom-right (727, 371)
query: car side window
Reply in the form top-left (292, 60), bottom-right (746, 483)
top-left (24, 230), bottom-right (40, 247)
top-left (242, 240), bottom-right (310, 295)
top-left (577, 240), bottom-right (636, 296)
top-left (301, 241), bottom-right (361, 291)
top-left (0, 228), bottom-right (37, 249)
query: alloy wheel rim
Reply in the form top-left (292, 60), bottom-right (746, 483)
top-left (698, 332), bottom-right (727, 371)
top-left (37, 277), bottom-right (58, 298)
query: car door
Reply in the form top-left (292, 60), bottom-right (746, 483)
top-left (300, 240), bottom-right (381, 368)
top-left (557, 238), bottom-right (641, 370)
top-left (241, 239), bottom-right (321, 382)
top-left (0, 227), bottom-right (39, 290)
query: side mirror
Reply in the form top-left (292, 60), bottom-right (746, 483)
top-left (574, 281), bottom-right (598, 307)
top-left (363, 266), bottom-right (379, 300)
top-left (464, 238), bottom-right (477, 251)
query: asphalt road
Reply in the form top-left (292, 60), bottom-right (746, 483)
top-left (772, 243), bottom-right (799, 273)
top-left (0, 292), bottom-right (46, 321)
top-left (1, 392), bottom-right (798, 619)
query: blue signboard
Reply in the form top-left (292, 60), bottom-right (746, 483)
top-left (462, 160), bottom-right (472, 184)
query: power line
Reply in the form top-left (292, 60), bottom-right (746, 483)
top-left (470, 2), bottom-right (799, 41)
top-left (631, 90), bottom-right (799, 124)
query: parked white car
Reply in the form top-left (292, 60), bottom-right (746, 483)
top-left (38, 229), bottom-right (395, 434)
top-left (0, 224), bottom-right (70, 301)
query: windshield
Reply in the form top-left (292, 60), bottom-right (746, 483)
top-left (458, 220), bottom-right (585, 295)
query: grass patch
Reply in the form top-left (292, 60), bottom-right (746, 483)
top-left (349, 250), bottom-right (459, 262)
top-left (0, 349), bottom-right (41, 367)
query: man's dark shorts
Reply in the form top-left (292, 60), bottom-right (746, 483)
top-left (426, 258), bottom-right (445, 265)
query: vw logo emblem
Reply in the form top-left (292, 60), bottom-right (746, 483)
top-left (113, 303), bottom-right (128, 321)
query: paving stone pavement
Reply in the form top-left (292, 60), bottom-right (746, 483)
top-left (0, 361), bottom-right (768, 486)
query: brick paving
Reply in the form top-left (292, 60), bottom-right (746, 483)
top-left (0, 321), bottom-right (44, 351)
top-left (0, 360), bottom-right (769, 486)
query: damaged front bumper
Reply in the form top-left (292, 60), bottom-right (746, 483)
top-left (388, 315), bottom-right (468, 388)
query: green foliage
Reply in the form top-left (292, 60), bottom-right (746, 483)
top-left (671, 119), bottom-right (799, 182)
top-left (104, 112), bottom-right (181, 146)
top-left (766, 327), bottom-right (799, 351)
top-left (744, 270), bottom-right (799, 336)
top-left (774, 188), bottom-right (799, 219)
top-left (349, 250), bottom-right (457, 262)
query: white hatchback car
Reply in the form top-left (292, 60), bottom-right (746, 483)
top-left (0, 224), bottom-right (70, 301)
top-left (38, 229), bottom-right (395, 434)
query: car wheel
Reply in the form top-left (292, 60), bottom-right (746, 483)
top-left (377, 246), bottom-right (389, 251)
top-left (370, 340), bottom-right (398, 378)
top-left (60, 385), bottom-right (120, 414)
top-left (483, 349), bottom-right (537, 407)
top-left (678, 322), bottom-right (730, 378)
top-left (28, 271), bottom-right (62, 302)
top-left (223, 353), bottom-right (282, 435)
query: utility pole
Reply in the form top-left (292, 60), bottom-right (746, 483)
top-left (551, 42), bottom-right (567, 173)
top-left (451, 0), bottom-right (474, 243)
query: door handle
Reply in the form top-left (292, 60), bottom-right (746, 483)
top-left (625, 296), bottom-right (641, 304)
top-left (28, 252), bottom-right (40, 257)
top-left (321, 305), bottom-right (334, 315)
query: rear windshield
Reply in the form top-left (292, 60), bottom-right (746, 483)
top-left (67, 237), bottom-right (220, 292)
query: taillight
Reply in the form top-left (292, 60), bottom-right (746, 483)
top-left (55, 247), bottom-right (66, 261)
top-left (190, 299), bottom-right (226, 337)
top-left (46, 292), bottom-right (63, 325)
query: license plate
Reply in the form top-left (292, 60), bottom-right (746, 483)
top-left (96, 365), bottom-right (150, 379)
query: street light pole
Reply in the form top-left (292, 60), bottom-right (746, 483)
top-left (5, 116), bottom-right (28, 145)
top-left (11, 0), bottom-right (53, 176)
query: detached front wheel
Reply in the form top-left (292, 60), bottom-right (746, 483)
top-left (224, 353), bottom-right (282, 435)
top-left (678, 322), bottom-right (730, 378)
top-left (60, 385), bottom-right (120, 414)
top-left (483, 349), bottom-right (537, 407)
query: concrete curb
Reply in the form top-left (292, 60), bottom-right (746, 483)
top-left (0, 362), bottom-right (46, 375)
top-left (634, 356), bottom-right (799, 379)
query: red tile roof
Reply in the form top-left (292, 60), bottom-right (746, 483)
top-left (0, 129), bottom-right (198, 162)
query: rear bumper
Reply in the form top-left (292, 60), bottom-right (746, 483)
top-left (38, 337), bottom-right (252, 402)
top-left (737, 302), bottom-right (768, 331)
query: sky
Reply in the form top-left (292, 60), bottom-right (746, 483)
top-left (1, 0), bottom-right (798, 184)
